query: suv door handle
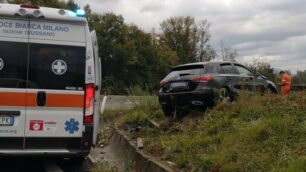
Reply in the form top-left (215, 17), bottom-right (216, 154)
top-left (37, 91), bottom-right (46, 107)
top-left (225, 77), bottom-right (232, 81)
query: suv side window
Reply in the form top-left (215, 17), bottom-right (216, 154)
top-left (219, 63), bottom-right (236, 74)
top-left (235, 65), bottom-right (253, 77)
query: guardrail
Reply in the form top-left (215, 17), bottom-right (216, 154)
top-left (276, 84), bottom-right (306, 91)
top-left (292, 85), bottom-right (306, 91)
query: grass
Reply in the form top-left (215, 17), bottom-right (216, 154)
top-left (91, 162), bottom-right (119, 172)
top-left (114, 91), bottom-right (306, 172)
top-left (116, 96), bottom-right (166, 127)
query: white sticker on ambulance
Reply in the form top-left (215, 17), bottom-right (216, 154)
top-left (52, 60), bottom-right (67, 75)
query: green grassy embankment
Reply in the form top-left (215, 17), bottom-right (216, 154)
top-left (91, 162), bottom-right (118, 172)
top-left (113, 92), bottom-right (306, 171)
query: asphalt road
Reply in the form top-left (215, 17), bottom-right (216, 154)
top-left (0, 157), bottom-right (92, 172)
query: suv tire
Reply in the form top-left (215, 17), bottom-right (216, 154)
top-left (219, 87), bottom-right (231, 103)
top-left (162, 106), bottom-right (174, 117)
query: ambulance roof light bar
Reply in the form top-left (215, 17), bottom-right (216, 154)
top-left (68, 9), bottom-right (86, 18)
top-left (68, 11), bottom-right (77, 17)
top-left (76, 9), bottom-right (85, 17)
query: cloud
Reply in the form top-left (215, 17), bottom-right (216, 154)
top-left (74, 0), bottom-right (306, 73)
top-left (141, 2), bottom-right (165, 12)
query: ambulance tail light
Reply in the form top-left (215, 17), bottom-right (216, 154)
top-left (84, 84), bottom-right (94, 124)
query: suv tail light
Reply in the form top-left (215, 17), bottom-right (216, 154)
top-left (192, 75), bottom-right (213, 83)
top-left (160, 80), bottom-right (169, 86)
top-left (84, 84), bottom-right (94, 124)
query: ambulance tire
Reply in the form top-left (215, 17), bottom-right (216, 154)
top-left (69, 157), bottom-right (85, 164)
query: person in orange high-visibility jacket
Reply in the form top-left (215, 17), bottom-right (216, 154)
top-left (279, 71), bottom-right (292, 96)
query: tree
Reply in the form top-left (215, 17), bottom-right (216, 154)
top-left (292, 70), bottom-right (306, 85)
top-left (153, 44), bottom-right (178, 84)
top-left (255, 62), bottom-right (277, 81)
top-left (159, 16), bottom-right (216, 64)
top-left (159, 16), bottom-right (198, 64)
top-left (84, 4), bottom-right (91, 15)
top-left (219, 40), bottom-right (238, 61)
top-left (88, 13), bottom-right (127, 93)
top-left (197, 20), bottom-right (215, 61)
top-left (66, 0), bottom-right (78, 11)
top-left (248, 62), bottom-right (276, 81)
top-left (88, 13), bottom-right (179, 94)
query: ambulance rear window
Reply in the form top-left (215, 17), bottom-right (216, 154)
top-left (28, 44), bottom-right (86, 90)
top-left (0, 41), bottom-right (28, 88)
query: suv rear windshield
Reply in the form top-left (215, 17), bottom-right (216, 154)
top-left (164, 65), bottom-right (206, 80)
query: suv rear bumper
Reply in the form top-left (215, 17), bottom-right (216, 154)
top-left (159, 88), bottom-right (215, 107)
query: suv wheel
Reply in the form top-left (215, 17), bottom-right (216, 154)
top-left (219, 87), bottom-right (231, 103)
top-left (162, 106), bottom-right (174, 117)
top-left (266, 86), bottom-right (278, 94)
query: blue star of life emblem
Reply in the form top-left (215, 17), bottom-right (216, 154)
top-left (65, 119), bottom-right (79, 134)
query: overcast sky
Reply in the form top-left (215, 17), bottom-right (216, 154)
top-left (74, 0), bottom-right (306, 73)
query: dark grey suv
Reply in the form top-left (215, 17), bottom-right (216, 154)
top-left (158, 61), bottom-right (278, 116)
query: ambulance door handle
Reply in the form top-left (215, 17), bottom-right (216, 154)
top-left (37, 91), bottom-right (46, 107)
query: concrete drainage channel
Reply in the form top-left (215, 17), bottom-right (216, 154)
top-left (93, 95), bottom-right (178, 172)
top-left (92, 128), bottom-right (176, 172)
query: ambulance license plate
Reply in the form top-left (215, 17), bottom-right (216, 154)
top-left (0, 116), bottom-right (14, 126)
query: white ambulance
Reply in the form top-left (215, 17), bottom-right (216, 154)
top-left (0, 3), bottom-right (101, 158)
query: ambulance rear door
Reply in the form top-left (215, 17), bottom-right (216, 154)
top-left (0, 17), bottom-right (29, 148)
top-left (25, 19), bottom-right (86, 147)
